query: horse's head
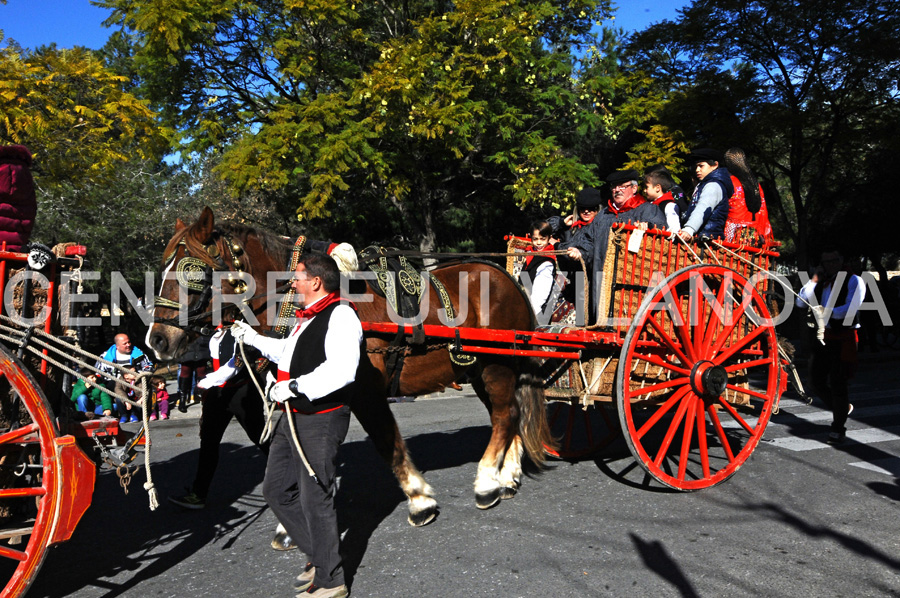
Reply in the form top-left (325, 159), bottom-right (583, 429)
top-left (145, 206), bottom-right (257, 361)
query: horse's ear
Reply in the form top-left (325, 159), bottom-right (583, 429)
top-left (194, 206), bottom-right (216, 242)
top-left (175, 218), bottom-right (187, 232)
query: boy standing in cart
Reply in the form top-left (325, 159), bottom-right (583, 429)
top-left (231, 253), bottom-right (360, 598)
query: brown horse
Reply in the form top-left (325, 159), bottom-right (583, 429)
top-left (145, 207), bottom-right (554, 525)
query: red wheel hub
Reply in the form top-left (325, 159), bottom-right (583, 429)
top-left (690, 360), bottom-right (728, 399)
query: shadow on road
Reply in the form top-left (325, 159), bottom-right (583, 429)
top-left (28, 442), bottom-right (267, 598)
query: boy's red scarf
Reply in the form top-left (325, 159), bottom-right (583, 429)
top-left (524, 243), bottom-right (556, 269)
top-left (607, 194), bottom-right (647, 215)
top-left (652, 191), bottom-right (675, 207)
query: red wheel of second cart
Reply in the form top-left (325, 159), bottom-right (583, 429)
top-left (616, 264), bottom-right (780, 491)
top-left (0, 345), bottom-right (68, 598)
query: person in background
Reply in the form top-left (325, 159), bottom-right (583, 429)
top-left (176, 334), bottom-right (211, 413)
top-left (548, 187), bottom-right (603, 245)
top-left (114, 366), bottom-right (142, 424)
top-left (169, 325), bottom-right (270, 510)
top-left (677, 148), bottom-right (734, 241)
top-left (70, 368), bottom-right (114, 418)
top-left (519, 220), bottom-right (558, 323)
top-left (796, 247), bottom-right (866, 445)
top-left (0, 145), bottom-right (37, 252)
top-left (96, 333), bottom-right (153, 392)
top-left (149, 375), bottom-right (170, 421)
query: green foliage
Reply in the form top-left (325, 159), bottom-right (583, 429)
top-left (99, 0), bottom-right (618, 249)
top-left (0, 44), bottom-right (170, 189)
top-left (626, 0), bottom-right (900, 263)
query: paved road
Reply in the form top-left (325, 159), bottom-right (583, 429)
top-left (27, 353), bottom-right (900, 597)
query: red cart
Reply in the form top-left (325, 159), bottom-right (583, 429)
top-left (364, 224), bottom-right (789, 491)
top-left (0, 245), bottom-right (145, 598)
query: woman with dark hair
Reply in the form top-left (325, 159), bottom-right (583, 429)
top-left (723, 147), bottom-right (774, 243)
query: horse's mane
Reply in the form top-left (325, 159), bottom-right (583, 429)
top-left (165, 218), bottom-right (295, 271)
top-left (218, 222), bottom-right (293, 269)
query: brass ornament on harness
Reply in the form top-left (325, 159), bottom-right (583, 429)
top-left (175, 257), bottom-right (210, 292)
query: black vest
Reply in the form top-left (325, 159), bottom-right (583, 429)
top-left (521, 254), bottom-right (556, 312)
top-left (286, 302), bottom-right (360, 412)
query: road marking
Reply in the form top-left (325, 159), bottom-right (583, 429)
top-left (767, 426), bottom-right (900, 452)
top-left (849, 458), bottom-right (900, 477)
top-left (774, 404), bottom-right (900, 424)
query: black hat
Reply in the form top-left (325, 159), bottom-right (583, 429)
top-left (690, 148), bottom-right (723, 165)
top-left (605, 169), bottom-right (640, 187)
top-left (575, 187), bottom-right (603, 208)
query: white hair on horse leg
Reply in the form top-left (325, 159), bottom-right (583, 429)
top-left (473, 463), bottom-right (501, 495)
top-left (329, 242), bottom-right (358, 272)
top-left (400, 473), bottom-right (435, 499)
top-left (498, 435), bottom-right (524, 489)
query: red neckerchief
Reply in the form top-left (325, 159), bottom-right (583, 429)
top-left (652, 191), bottom-right (674, 207)
top-left (607, 194), bottom-right (647, 215)
top-left (524, 243), bottom-right (556, 269)
top-left (294, 292), bottom-right (351, 323)
top-left (569, 217), bottom-right (594, 230)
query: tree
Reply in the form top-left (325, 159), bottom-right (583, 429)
top-left (99, 0), bottom-right (618, 250)
top-left (0, 43), bottom-right (170, 189)
top-left (626, 0), bottom-right (900, 264)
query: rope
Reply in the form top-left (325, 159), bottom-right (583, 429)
top-left (234, 335), bottom-right (318, 482)
top-left (674, 233), bottom-right (704, 264)
top-left (0, 314), bottom-right (157, 509)
top-left (237, 338), bottom-right (277, 445)
top-left (709, 240), bottom-right (816, 310)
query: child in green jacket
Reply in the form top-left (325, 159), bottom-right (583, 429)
top-left (71, 368), bottom-right (114, 417)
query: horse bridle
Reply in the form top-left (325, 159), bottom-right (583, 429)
top-left (153, 230), bottom-right (258, 334)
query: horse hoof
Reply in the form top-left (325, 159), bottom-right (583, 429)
top-left (271, 531), bottom-right (297, 551)
top-left (499, 486), bottom-right (518, 500)
top-left (408, 507), bottom-right (438, 527)
top-left (475, 489), bottom-right (501, 510)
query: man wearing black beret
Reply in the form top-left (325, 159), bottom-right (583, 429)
top-left (563, 169), bottom-right (666, 323)
top-left (677, 148), bottom-right (734, 240)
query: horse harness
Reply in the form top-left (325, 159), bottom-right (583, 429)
top-left (359, 246), bottom-right (475, 396)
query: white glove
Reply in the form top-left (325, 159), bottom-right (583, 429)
top-left (263, 371), bottom-right (277, 396)
top-left (197, 358), bottom-right (237, 389)
top-left (329, 242), bottom-right (358, 273)
top-left (230, 321), bottom-right (259, 345)
top-left (267, 380), bottom-right (297, 404)
top-left (811, 305), bottom-right (827, 345)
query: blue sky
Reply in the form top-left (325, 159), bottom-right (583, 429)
top-left (1, 0), bottom-right (687, 51)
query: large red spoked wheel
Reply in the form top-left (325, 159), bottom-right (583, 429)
top-left (616, 264), bottom-right (780, 490)
top-left (546, 400), bottom-right (620, 459)
top-left (0, 345), bottom-right (94, 598)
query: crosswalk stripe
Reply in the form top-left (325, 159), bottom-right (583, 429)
top-left (773, 404), bottom-right (898, 424)
top-left (849, 459), bottom-right (900, 477)
top-left (767, 426), bottom-right (900, 452)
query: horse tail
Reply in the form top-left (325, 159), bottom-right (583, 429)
top-left (516, 357), bottom-right (556, 466)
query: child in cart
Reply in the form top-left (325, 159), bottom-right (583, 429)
top-left (70, 367), bottom-right (114, 419)
top-left (149, 375), bottom-right (170, 421)
top-left (519, 220), bottom-right (559, 324)
top-left (115, 367), bottom-right (141, 423)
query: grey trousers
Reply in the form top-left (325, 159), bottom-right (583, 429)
top-left (262, 405), bottom-right (350, 588)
